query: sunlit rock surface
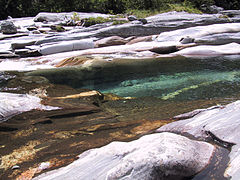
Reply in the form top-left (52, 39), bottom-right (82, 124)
top-left (157, 23), bottom-right (240, 42)
top-left (174, 43), bottom-right (240, 56)
top-left (157, 101), bottom-right (240, 179)
top-left (0, 92), bottom-right (58, 122)
top-left (33, 132), bottom-right (215, 180)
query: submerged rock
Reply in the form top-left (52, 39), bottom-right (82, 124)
top-left (157, 100), bottom-right (240, 179)
top-left (34, 132), bottom-right (215, 180)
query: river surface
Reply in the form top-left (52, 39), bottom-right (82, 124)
top-left (1, 55), bottom-right (240, 179)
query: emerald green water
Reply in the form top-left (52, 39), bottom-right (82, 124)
top-left (90, 56), bottom-right (240, 101)
top-left (97, 70), bottom-right (240, 100)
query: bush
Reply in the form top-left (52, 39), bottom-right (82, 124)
top-left (0, 0), bottom-right (239, 20)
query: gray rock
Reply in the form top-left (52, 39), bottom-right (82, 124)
top-left (200, 4), bottom-right (224, 14)
top-left (127, 15), bottom-right (137, 21)
top-left (195, 32), bottom-right (240, 45)
top-left (220, 10), bottom-right (240, 17)
top-left (157, 23), bottom-right (240, 42)
top-left (27, 26), bottom-right (38, 31)
top-left (138, 18), bottom-right (148, 24)
top-left (31, 30), bottom-right (41, 34)
top-left (157, 100), bottom-right (240, 179)
top-left (35, 31), bottom-right (96, 45)
top-left (0, 53), bottom-right (19, 59)
top-left (0, 92), bottom-right (58, 122)
top-left (33, 12), bottom-right (240, 46)
top-left (0, 21), bottom-right (17, 34)
top-left (39, 39), bottom-right (94, 55)
top-left (95, 36), bottom-right (127, 48)
top-left (34, 132), bottom-right (214, 180)
top-left (179, 36), bottom-right (194, 44)
top-left (34, 12), bottom-right (110, 22)
top-left (14, 49), bottom-right (41, 57)
top-left (126, 35), bottom-right (153, 45)
top-left (11, 40), bottom-right (36, 50)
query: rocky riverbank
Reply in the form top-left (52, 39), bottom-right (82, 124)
top-left (1, 9), bottom-right (240, 180)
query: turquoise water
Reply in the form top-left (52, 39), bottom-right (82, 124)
top-left (89, 56), bottom-right (240, 101)
top-left (97, 70), bottom-right (240, 100)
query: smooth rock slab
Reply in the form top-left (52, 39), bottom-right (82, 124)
top-left (174, 43), bottom-right (240, 57)
top-left (39, 39), bottom-right (94, 55)
top-left (0, 92), bottom-right (58, 122)
top-left (34, 12), bottom-right (110, 22)
top-left (157, 23), bottom-right (240, 42)
top-left (34, 132), bottom-right (215, 180)
top-left (157, 100), bottom-right (240, 179)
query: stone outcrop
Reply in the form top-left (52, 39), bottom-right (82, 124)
top-left (0, 21), bottom-right (17, 34)
top-left (0, 92), bottom-right (58, 122)
top-left (34, 132), bottom-right (215, 180)
top-left (34, 12), bottom-right (110, 22)
top-left (95, 36), bottom-right (127, 47)
top-left (39, 39), bottom-right (94, 55)
top-left (157, 100), bottom-right (240, 179)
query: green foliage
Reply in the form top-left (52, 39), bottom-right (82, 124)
top-left (0, 0), bottom-right (239, 20)
top-left (125, 1), bottom-right (202, 18)
top-left (83, 17), bottom-right (111, 27)
top-left (167, 1), bottom-right (202, 14)
top-left (112, 20), bottom-right (128, 25)
top-left (71, 12), bottom-right (81, 22)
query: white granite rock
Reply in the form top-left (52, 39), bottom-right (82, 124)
top-left (0, 92), bottom-right (58, 122)
top-left (34, 132), bottom-right (214, 180)
top-left (157, 100), bottom-right (240, 179)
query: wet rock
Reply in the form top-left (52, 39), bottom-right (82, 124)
top-left (95, 36), bottom-right (127, 48)
top-left (27, 56), bottom-right (186, 87)
top-left (157, 100), bottom-right (240, 179)
top-left (0, 21), bottom-right (17, 34)
top-left (149, 45), bottom-right (178, 54)
top-left (34, 132), bottom-right (215, 180)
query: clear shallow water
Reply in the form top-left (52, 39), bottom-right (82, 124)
top-left (84, 55), bottom-right (240, 101)
top-left (96, 70), bottom-right (240, 100)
